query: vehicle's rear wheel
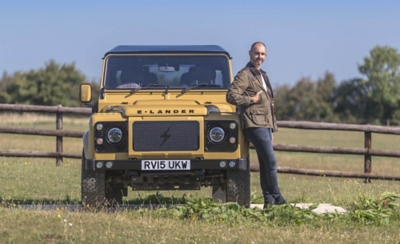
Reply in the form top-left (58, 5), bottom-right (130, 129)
top-left (81, 150), bottom-right (106, 210)
top-left (212, 167), bottom-right (251, 207)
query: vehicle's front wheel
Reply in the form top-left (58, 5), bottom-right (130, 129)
top-left (226, 168), bottom-right (251, 207)
top-left (81, 150), bottom-right (106, 210)
top-left (212, 167), bottom-right (251, 207)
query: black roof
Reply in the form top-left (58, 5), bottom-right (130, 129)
top-left (104, 45), bottom-right (231, 58)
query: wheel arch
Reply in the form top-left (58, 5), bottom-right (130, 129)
top-left (83, 129), bottom-right (91, 159)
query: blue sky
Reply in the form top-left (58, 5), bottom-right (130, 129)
top-left (1, 0), bottom-right (399, 86)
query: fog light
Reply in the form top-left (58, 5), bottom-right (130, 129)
top-left (106, 161), bottom-right (113, 168)
top-left (96, 138), bottom-right (103, 145)
top-left (229, 137), bottom-right (236, 144)
top-left (96, 123), bottom-right (103, 130)
top-left (229, 161), bottom-right (236, 168)
top-left (96, 161), bottom-right (103, 169)
top-left (229, 123), bottom-right (236, 130)
top-left (219, 161), bottom-right (227, 168)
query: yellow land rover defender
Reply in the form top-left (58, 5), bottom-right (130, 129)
top-left (79, 45), bottom-right (250, 208)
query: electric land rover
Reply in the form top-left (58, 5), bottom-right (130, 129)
top-left (79, 45), bottom-right (250, 208)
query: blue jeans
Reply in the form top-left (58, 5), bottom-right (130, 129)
top-left (244, 127), bottom-right (285, 204)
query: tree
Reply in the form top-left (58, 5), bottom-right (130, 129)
top-left (333, 78), bottom-right (367, 123)
top-left (274, 71), bottom-right (337, 122)
top-left (358, 46), bottom-right (400, 124)
top-left (0, 60), bottom-right (97, 107)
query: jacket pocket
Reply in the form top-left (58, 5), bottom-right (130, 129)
top-left (249, 107), bottom-right (269, 126)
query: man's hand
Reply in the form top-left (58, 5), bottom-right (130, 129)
top-left (251, 91), bottom-right (263, 103)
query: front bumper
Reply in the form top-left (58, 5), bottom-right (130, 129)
top-left (84, 158), bottom-right (248, 171)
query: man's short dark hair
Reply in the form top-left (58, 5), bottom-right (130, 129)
top-left (250, 42), bottom-right (266, 51)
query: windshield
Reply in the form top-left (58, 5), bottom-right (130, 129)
top-left (103, 55), bottom-right (230, 89)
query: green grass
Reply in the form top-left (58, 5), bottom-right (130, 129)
top-left (1, 113), bottom-right (400, 243)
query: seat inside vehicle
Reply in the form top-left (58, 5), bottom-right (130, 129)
top-left (191, 66), bottom-right (216, 85)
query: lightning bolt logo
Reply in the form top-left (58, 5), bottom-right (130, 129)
top-left (160, 125), bottom-right (172, 147)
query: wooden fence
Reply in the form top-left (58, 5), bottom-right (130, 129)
top-left (1, 103), bottom-right (400, 181)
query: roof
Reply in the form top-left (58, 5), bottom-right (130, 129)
top-left (104, 45), bottom-right (231, 58)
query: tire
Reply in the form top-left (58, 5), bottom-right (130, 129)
top-left (226, 168), bottom-right (251, 207)
top-left (81, 150), bottom-right (106, 210)
top-left (212, 167), bottom-right (251, 208)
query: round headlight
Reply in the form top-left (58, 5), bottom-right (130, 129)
top-left (107, 127), bottom-right (123, 144)
top-left (209, 127), bottom-right (225, 143)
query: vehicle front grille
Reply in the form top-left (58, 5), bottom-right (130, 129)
top-left (133, 121), bottom-right (199, 151)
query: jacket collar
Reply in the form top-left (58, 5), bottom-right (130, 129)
top-left (246, 62), bottom-right (266, 76)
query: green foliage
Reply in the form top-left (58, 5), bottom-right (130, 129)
top-left (0, 60), bottom-right (99, 106)
top-left (134, 192), bottom-right (400, 227)
top-left (275, 71), bottom-right (338, 122)
top-left (332, 78), bottom-right (366, 123)
top-left (275, 45), bottom-right (400, 125)
top-left (350, 192), bottom-right (400, 225)
top-left (358, 46), bottom-right (400, 124)
top-left (129, 192), bottom-right (189, 204)
top-left (333, 46), bottom-right (400, 124)
top-left (155, 198), bottom-right (331, 226)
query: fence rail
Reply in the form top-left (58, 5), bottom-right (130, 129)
top-left (1, 103), bottom-right (399, 181)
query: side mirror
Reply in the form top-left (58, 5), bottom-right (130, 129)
top-left (79, 83), bottom-right (92, 103)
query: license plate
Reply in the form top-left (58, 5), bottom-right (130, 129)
top-left (141, 160), bottom-right (191, 170)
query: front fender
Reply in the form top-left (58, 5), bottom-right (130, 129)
top-left (82, 130), bottom-right (91, 159)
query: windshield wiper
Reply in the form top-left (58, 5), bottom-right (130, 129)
top-left (129, 87), bottom-right (143, 94)
top-left (181, 83), bottom-right (221, 94)
top-left (142, 84), bottom-right (166, 88)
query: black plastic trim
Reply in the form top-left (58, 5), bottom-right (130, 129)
top-left (85, 158), bottom-right (248, 172)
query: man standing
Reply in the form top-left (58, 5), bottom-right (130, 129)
top-left (226, 42), bottom-right (286, 208)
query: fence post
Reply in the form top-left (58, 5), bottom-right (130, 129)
top-left (364, 131), bottom-right (372, 183)
top-left (56, 104), bottom-right (63, 166)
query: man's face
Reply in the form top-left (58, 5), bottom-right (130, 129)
top-left (249, 44), bottom-right (267, 69)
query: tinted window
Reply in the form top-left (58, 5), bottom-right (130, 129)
top-left (104, 55), bottom-right (230, 89)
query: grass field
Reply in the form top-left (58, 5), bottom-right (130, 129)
top-left (1, 113), bottom-right (400, 243)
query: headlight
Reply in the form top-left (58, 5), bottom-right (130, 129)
top-left (209, 127), bottom-right (225, 143)
top-left (107, 127), bottom-right (123, 144)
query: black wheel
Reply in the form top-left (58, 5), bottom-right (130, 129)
top-left (212, 167), bottom-right (251, 207)
top-left (81, 150), bottom-right (106, 209)
top-left (226, 168), bottom-right (251, 207)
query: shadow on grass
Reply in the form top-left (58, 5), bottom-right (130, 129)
top-left (0, 192), bottom-right (194, 209)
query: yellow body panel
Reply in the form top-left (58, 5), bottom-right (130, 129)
top-left (84, 52), bottom-right (249, 161)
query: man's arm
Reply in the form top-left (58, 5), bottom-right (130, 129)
top-left (226, 70), bottom-right (253, 106)
top-left (226, 70), bottom-right (262, 106)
